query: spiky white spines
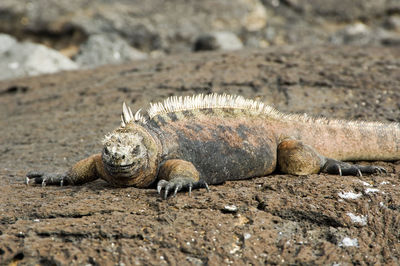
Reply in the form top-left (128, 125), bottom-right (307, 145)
top-left (120, 94), bottom-right (399, 130)
top-left (147, 94), bottom-right (276, 118)
top-left (121, 102), bottom-right (146, 126)
top-left (121, 94), bottom-right (278, 127)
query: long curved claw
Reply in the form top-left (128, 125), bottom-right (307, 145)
top-left (164, 182), bottom-right (174, 200)
top-left (26, 171), bottom-right (68, 186)
top-left (26, 171), bottom-right (44, 185)
top-left (42, 178), bottom-right (47, 187)
top-left (375, 167), bottom-right (382, 174)
top-left (337, 164), bottom-right (342, 176)
top-left (199, 180), bottom-right (210, 192)
top-left (188, 183), bottom-right (193, 197)
top-left (357, 169), bottom-right (362, 177)
top-left (156, 178), bottom-right (210, 199)
top-left (157, 180), bottom-right (168, 194)
top-left (373, 166), bottom-right (387, 174)
top-left (173, 184), bottom-right (182, 197)
top-left (164, 188), bottom-right (169, 200)
top-left (323, 159), bottom-right (388, 176)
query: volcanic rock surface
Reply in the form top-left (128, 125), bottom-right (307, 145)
top-left (0, 45), bottom-right (399, 265)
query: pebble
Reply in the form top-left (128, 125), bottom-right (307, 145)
top-left (223, 204), bottom-right (238, 213)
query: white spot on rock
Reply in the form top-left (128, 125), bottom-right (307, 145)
top-left (223, 205), bottom-right (238, 212)
top-left (365, 188), bottom-right (380, 194)
top-left (339, 237), bottom-right (359, 247)
top-left (347, 212), bottom-right (367, 226)
top-left (338, 191), bottom-right (362, 200)
top-left (230, 243), bottom-right (241, 254)
top-left (360, 181), bottom-right (372, 187)
top-left (8, 62), bottom-right (19, 69)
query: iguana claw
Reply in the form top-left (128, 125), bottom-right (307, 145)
top-left (157, 178), bottom-right (210, 199)
top-left (26, 171), bottom-right (67, 186)
top-left (322, 159), bottom-right (387, 176)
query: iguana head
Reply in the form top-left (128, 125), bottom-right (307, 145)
top-left (101, 122), bottom-right (159, 187)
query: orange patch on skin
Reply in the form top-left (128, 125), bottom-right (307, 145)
top-left (158, 159), bottom-right (200, 182)
top-left (217, 129), bottom-right (244, 149)
top-left (278, 139), bottom-right (298, 150)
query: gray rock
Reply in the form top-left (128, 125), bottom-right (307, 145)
top-left (330, 22), bottom-right (400, 46)
top-left (275, 0), bottom-right (398, 22)
top-left (381, 36), bottom-right (400, 46)
top-left (0, 0), bottom-right (265, 54)
top-left (331, 23), bottom-right (372, 45)
top-left (0, 34), bottom-right (78, 80)
top-left (194, 31), bottom-right (243, 51)
top-left (74, 34), bottom-right (148, 68)
top-left (383, 15), bottom-right (400, 31)
top-left (1, 0), bottom-right (399, 58)
top-left (0, 34), bottom-right (17, 54)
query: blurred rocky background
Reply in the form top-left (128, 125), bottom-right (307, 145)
top-left (1, 0), bottom-right (400, 80)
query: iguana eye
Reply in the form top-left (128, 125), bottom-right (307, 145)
top-left (132, 145), bottom-right (140, 155)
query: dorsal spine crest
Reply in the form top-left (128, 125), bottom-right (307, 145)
top-left (120, 93), bottom-right (399, 130)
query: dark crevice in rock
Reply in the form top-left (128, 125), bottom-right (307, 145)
top-left (388, 204), bottom-right (400, 212)
top-left (37, 231), bottom-right (145, 241)
top-left (30, 210), bottom-right (114, 220)
top-left (256, 195), bottom-right (344, 227)
top-left (0, 210), bottom-right (116, 225)
top-left (272, 209), bottom-right (344, 228)
top-left (19, 26), bottom-right (87, 50)
top-left (39, 257), bottom-right (61, 266)
top-left (0, 86), bottom-right (29, 95)
top-left (0, 9), bottom-right (87, 51)
top-left (10, 252), bottom-right (25, 264)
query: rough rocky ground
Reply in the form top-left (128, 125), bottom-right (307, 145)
top-left (1, 45), bottom-right (400, 265)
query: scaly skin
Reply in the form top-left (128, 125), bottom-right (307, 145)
top-left (27, 94), bottom-right (398, 198)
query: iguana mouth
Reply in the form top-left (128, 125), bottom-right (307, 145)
top-left (103, 161), bottom-right (134, 169)
top-left (103, 160), bottom-right (136, 177)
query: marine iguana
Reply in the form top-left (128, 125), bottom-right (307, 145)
top-left (26, 94), bottom-right (399, 198)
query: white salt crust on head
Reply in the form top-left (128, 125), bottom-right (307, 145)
top-left (102, 132), bottom-right (146, 165)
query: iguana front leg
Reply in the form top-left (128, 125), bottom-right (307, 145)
top-left (157, 159), bottom-right (210, 199)
top-left (26, 154), bottom-right (105, 186)
top-left (277, 139), bottom-right (386, 176)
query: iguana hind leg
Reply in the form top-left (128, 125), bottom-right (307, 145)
top-left (157, 159), bottom-right (209, 199)
top-left (277, 138), bottom-right (323, 175)
top-left (277, 138), bottom-right (386, 176)
top-left (26, 154), bottom-right (103, 186)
